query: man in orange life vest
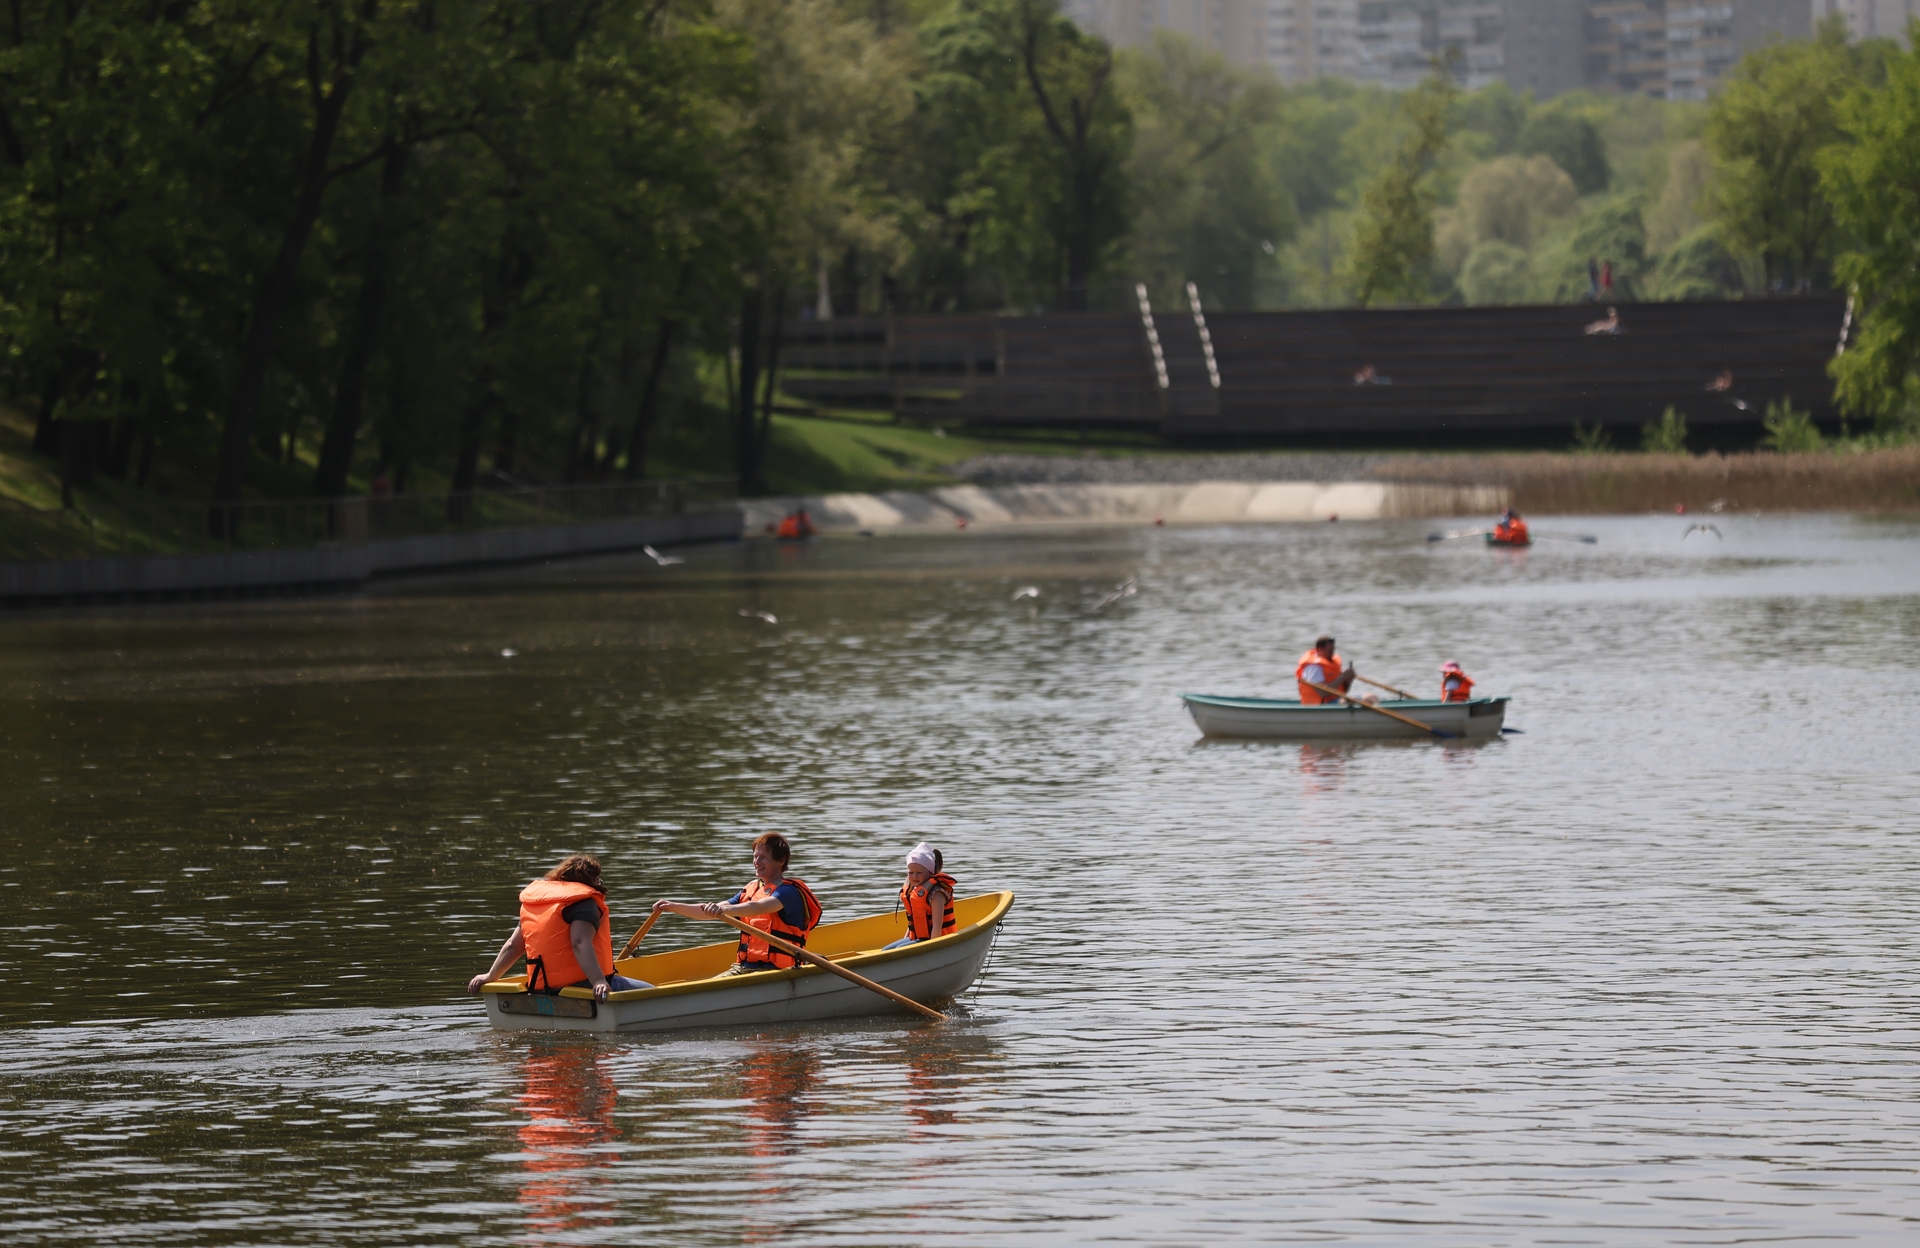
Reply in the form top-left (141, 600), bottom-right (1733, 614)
top-left (652, 833), bottom-right (822, 975)
top-left (1296, 634), bottom-right (1357, 704)
top-left (1438, 660), bottom-right (1476, 702)
top-left (466, 854), bottom-right (652, 1000)
top-left (1492, 508), bottom-right (1530, 544)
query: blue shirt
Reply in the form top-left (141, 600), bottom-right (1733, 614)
top-left (730, 880), bottom-right (809, 931)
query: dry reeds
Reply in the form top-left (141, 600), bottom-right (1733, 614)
top-left (1373, 447), bottom-right (1920, 515)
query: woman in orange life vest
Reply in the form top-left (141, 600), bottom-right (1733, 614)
top-left (885, 842), bottom-right (956, 950)
top-left (1295, 634), bottom-right (1358, 704)
top-left (651, 833), bottom-right (822, 975)
top-left (466, 854), bottom-right (653, 1001)
top-left (1492, 508), bottom-right (1530, 545)
top-left (1438, 660), bottom-right (1476, 702)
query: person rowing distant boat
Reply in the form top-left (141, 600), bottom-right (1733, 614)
top-left (467, 854), bottom-right (653, 1001)
top-left (1295, 635), bottom-right (1357, 704)
top-left (1491, 509), bottom-right (1530, 545)
top-left (652, 833), bottom-right (822, 975)
top-left (1438, 661), bottom-right (1476, 702)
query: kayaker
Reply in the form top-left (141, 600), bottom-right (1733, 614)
top-left (1492, 509), bottom-right (1530, 544)
top-left (1439, 661), bottom-right (1475, 702)
top-left (886, 842), bottom-right (956, 949)
top-left (466, 854), bottom-right (653, 1001)
top-left (1296, 635), bottom-right (1356, 704)
top-left (652, 833), bottom-right (822, 975)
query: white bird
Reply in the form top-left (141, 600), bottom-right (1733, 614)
top-left (500, 647), bottom-right (518, 658)
top-left (643, 544), bottom-right (684, 566)
top-left (739, 609), bottom-right (779, 624)
top-left (1094, 576), bottom-right (1138, 610)
top-left (1011, 586), bottom-right (1040, 601)
top-left (1683, 523), bottom-right (1722, 540)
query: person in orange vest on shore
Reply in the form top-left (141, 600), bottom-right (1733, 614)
top-left (1296, 634), bottom-right (1357, 704)
top-left (1492, 508), bottom-right (1530, 544)
top-left (1438, 661), bottom-right (1476, 702)
top-left (775, 508), bottom-right (815, 540)
top-left (652, 833), bottom-right (822, 975)
top-left (886, 842), bottom-right (956, 949)
top-left (466, 854), bottom-right (653, 1000)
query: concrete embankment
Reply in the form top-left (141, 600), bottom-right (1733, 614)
top-left (0, 507), bottom-right (741, 605)
top-left (743, 481), bottom-right (1507, 533)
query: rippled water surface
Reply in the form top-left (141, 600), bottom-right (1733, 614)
top-left (3, 514), bottom-right (1918, 1245)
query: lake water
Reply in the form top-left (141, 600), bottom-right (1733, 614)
top-left (3, 514), bottom-right (1918, 1245)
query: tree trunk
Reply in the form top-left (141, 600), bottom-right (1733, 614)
top-left (107, 416), bottom-right (134, 479)
top-left (756, 288), bottom-right (787, 483)
top-left (449, 234), bottom-right (533, 521)
top-left (733, 288), bottom-right (763, 490)
top-left (210, 35), bottom-right (365, 533)
top-left (315, 140), bottom-right (406, 498)
top-left (623, 318), bottom-right (678, 482)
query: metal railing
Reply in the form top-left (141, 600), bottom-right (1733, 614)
top-left (0, 477), bottom-right (737, 563)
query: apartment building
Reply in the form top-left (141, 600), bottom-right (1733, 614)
top-left (1064, 0), bottom-right (1819, 97)
top-left (1812, 0), bottom-right (1917, 41)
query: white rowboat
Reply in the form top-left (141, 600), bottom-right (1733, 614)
top-left (1181, 694), bottom-right (1509, 741)
top-left (480, 890), bottom-right (1014, 1033)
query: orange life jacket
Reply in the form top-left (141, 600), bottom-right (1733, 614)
top-left (1440, 671), bottom-right (1476, 702)
top-left (1295, 648), bottom-right (1346, 705)
top-left (776, 515), bottom-right (801, 539)
top-left (1493, 518), bottom-right (1530, 544)
top-left (898, 872), bottom-right (958, 941)
top-left (518, 879), bottom-right (613, 992)
top-left (735, 876), bottom-right (822, 968)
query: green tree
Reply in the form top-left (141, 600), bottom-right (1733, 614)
top-left (1340, 66), bottom-right (1454, 307)
top-left (1822, 22), bottom-right (1920, 433)
top-left (1518, 102), bottom-right (1610, 194)
top-left (1703, 17), bottom-right (1857, 294)
top-left (1641, 406), bottom-right (1688, 453)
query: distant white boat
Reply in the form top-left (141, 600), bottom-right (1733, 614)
top-left (1181, 694), bottom-right (1509, 741)
top-left (480, 891), bottom-right (1013, 1033)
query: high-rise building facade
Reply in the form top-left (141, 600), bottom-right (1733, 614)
top-left (1064, 0), bottom-right (1821, 98)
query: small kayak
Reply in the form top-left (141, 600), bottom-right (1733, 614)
top-left (1181, 694), bottom-right (1508, 741)
top-left (480, 890), bottom-right (1014, 1033)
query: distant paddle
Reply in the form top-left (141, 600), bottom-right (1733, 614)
top-left (1534, 533), bottom-right (1599, 544)
top-left (1305, 679), bottom-right (1457, 740)
top-left (1427, 529), bottom-right (1488, 542)
top-left (1428, 528), bottom-right (1596, 544)
top-left (711, 913), bottom-right (947, 1022)
top-left (617, 911), bottom-right (661, 960)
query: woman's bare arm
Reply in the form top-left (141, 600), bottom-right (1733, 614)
top-left (467, 925), bottom-right (525, 994)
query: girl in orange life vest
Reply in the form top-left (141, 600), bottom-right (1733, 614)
top-left (1296, 634), bottom-right (1357, 704)
top-left (466, 854), bottom-right (653, 1001)
top-left (885, 842), bottom-right (957, 949)
top-left (1492, 508), bottom-right (1530, 545)
top-left (651, 832), bottom-right (822, 975)
top-left (1439, 660), bottom-right (1475, 702)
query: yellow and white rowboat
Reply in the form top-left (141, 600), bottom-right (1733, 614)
top-left (479, 890), bottom-right (1014, 1032)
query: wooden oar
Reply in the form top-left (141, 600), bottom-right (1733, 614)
top-left (714, 913), bottom-right (946, 1021)
top-left (1353, 673), bottom-right (1418, 700)
top-left (617, 910), bottom-right (662, 960)
top-left (1534, 533), bottom-right (1599, 544)
top-left (1305, 679), bottom-right (1457, 740)
top-left (1427, 529), bottom-right (1489, 542)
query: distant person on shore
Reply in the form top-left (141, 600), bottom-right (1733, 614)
top-left (1584, 307), bottom-right (1620, 336)
top-left (652, 833), bottom-right (822, 975)
top-left (887, 842), bottom-right (957, 949)
top-left (1601, 260), bottom-right (1614, 297)
top-left (776, 508), bottom-right (814, 540)
top-left (1438, 661), bottom-right (1476, 702)
top-left (467, 854), bottom-right (653, 1000)
top-left (1587, 257), bottom-right (1600, 301)
top-left (1296, 635), bottom-right (1356, 704)
top-left (1492, 509), bottom-right (1530, 544)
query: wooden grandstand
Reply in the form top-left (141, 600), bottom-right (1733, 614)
top-left (778, 296), bottom-right (1849, 440)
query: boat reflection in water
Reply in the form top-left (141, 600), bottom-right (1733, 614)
top-left (513, 1044), bottom-right (621, 1237)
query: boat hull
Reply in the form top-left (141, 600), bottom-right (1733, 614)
top-left (1182, 694), bottom-right (1508, 741)
top-left (482, 891), bottom-right (1013, 1033)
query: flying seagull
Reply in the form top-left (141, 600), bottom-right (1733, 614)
top-left (1683, 523), bottom-right (1722, 540)
top-left (1094, 576), bottom-right (1138, 610)
top-left (738, 609), bottom-right (778, 624)
top-left (643, 544), bottom-right (684, 565)
top-left (1011, 586), bottom-right (1039, 601)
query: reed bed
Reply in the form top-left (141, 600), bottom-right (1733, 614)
top-left (1374, 447), bottom-right (1920, 515)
